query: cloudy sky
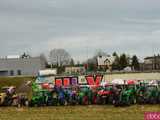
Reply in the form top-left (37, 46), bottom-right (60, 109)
top-left (0, 0), bottom-right (160, 62)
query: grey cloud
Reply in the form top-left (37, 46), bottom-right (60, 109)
top-left (0, 0), bottom-right (160, 61)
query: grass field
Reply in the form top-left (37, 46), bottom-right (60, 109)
top-left (0, 105), bottom-right (159, 120)
top-left (0, 76), bottom-right (34, 89)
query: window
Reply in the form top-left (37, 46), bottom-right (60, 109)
top-left (10, 70), bottom-right (14, 76)
top-left (17, 70), bottom-right (21, 75)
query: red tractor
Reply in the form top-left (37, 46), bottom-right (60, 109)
top-left (96, 85), bottom-right (114, 104)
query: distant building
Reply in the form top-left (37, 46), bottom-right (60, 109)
top-left (0, 56), bottom-right (46, 76)
top-left (65, 66), bottom-right (86, 74)
top-left (97, 56), bottom-right (115, 70)
top-left (140, 55), bottom-right (160, 71)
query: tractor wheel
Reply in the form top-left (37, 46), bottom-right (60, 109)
top-left (92, 96), bottom-right (97, 104)
top-left (126, 97), bottom-right (131, 106)
top-left (158, 95), bottom-right (160, 104)
top-left (138, 96), bottom-right (146, 104)
top-left (150, 97), bottom-right (157, 104)
top-left (25, 100), bottom-right (29, 107)
top-left (29, 101), bottom-right (33, 107)
top-left (83, 96), bottom-right (89, 105)
top-left (7, 100), bottom-right (13, 106)
top-left (131, 97), bottom-right (136, 104)
top-left (36, 103), bottom-right (41, 107)
top-left (108, 96), bottom-right (113, 104)
top-left (59, 99), bottom-right (67, 106)
top-left (102, 97), bottom-right (106, 105)
top-left (113, 95), bottom-right (120, 106)
top-left (53, 98), bottom-right (58, 106)
top-left (47, 101), bottom-right (53, 106)
top-left (113, 100), bottom-right (120, 107)
top-left (64, 100), bottom-right (68, 106)
top-left (96, 96), bottom-right (102, 105)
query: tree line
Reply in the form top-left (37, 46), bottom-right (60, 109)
top-left (86, 51), bottom-right (140, 72)
top-left (27, 49), bottom-right (140, 73)
top-left (112, 52), bottom-right (140, 71)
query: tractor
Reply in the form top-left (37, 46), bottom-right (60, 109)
top-left (136, 81), bottom-right (148, 104)
top-left (114, 81), bottom-right (137, 106)
top-left (0, 86), bottom-right (28, 107)
top-left (55, 86), bottom-right (68, 106)
top-left (145, 85), bottom-right (159, 104)
top-left (78, 86), bottom-right (92, 105)
top-left (30, 82), bottom-right (54, 107)
top-left (96, 85), bottom-right (113, 105)
top-left (139, 80), bottom-right (160, 104)
top-left (119, 85), bottom-right (137, 105)
top-left (30, 89), bottom-right (54, 106)
top-left (65, 87), bottom-right (78, 105)
top-left (0, 87), bottom-right (8, 106)
top-left (157, 80), bottom-right (160, 103)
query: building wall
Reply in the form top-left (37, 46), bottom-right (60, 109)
top-left (141, 56), bottom-right (160, 71)
top-left (0, 57), bottom-right (46, 76)
top-left (65, 67), bottom-right (85, 74)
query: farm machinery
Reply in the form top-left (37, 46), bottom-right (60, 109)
top-left (145, 85), bottom-right (159, 104)
top-left (136, 81), bottom-right (147, 104)
top-left (2, 73), bottom-right (160, 107)
top-left (118, 84), bottom-right (137, 106)
top-left (112, 80), bottom-right (137, 106)
top-left (29, 79), bottom-right (160, 107)
top-left (30, 89), bottom-right (54, 106)
top-left (30, 82), bottom-right (55, 106)
top-left (77, 86), bottom-right (91, 105)
top-left (96, 85), bottom-right (114, 105)
top-left (0, 86), bottom-right (28, 107)
top-left (136, 80), bottom-right (160, 104)
top-left (64, 87), bottom-right (78, 105)
top-left (30, 82), bottom-right (78, 106)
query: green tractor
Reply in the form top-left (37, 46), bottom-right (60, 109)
top-left (158, 80), bottom-right (160, 103)
top-left (78, 86), bottom-right (92, 105)
top-left (136, 81), bottom-right (148, 104)
top-left (145, 85), bottom-right (159, 104)
top-left (136, 80), bottom-right (160, 104)
top-left (29, 82), bottom-right (54, 107)
top-left (30, 90), bottom-right (54, 106)
top-left (116, 84), bottom-right (137, 106)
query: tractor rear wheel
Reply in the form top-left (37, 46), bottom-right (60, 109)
top-left (83, 96), bottom-right (89, 105)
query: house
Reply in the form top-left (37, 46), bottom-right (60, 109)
top-left (0, 56), bottom-right (46, 76)
top-left (140, 55), bottom-right (160, 71)
top-left (97, 55), bottom-right (115, 70)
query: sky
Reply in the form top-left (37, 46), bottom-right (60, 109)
top-left (0, 0), bottom-right (160, 62)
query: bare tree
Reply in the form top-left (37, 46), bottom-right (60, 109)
top-left (40, 53), bottom-right (49, 67)
top-left (50, 49), bottom-right (72, 67)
